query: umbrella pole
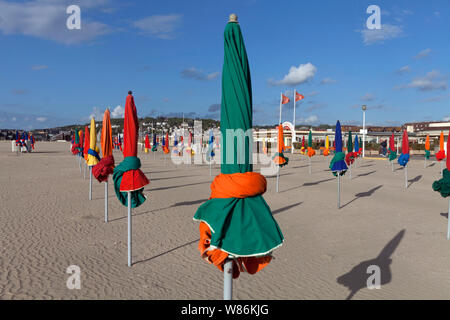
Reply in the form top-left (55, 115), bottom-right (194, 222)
top-left (210, 160), bottom-right (212, 176)
top-left (223, 259), bottom-right (233, 300)
top-left (405, 165), bottom-right (408, 189)
top-left (441, 161), bottom-right (443, 176)
top-left (89, 167), bottom-right (92, 200)
top-left (276, 166), bottom-right (280, 193)
top-left (391, 161), bottom-right (394, 172)
top-left (127, 191), bottom-right (132, 267)
top-left (424, 157), bottom-right (426, 168)
top-left (309, 157), bottom-right (311, 174)
top-left (84, 161), bottom-right (86, 179)
top-left (447, 197), bottom-right (450, 240)
top-left (105, 180), bottom-right (108, 223)
top-left (349, 163), bottom-right (352, 180)
top-left (337, 173), bottom-right (340, 209)
top-left (79, 155), bottom-right (82, 173)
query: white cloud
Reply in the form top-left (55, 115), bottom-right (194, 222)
top-left (270, 63), bottom-right (317, 86)
top-left (12, 116), bottom-right (16, 121)
top-left (36, 116), bottom-right (47, 122)
top-left (0, 0), bottom-right (110, 44)
top-left (110, 105), bottom-right (124, 118)
top-left (297, 115), bottom-right (319, 124)
top-left (414, 48), bottom-right (432, 59)
top-left (320, 78), bottom-right (337, 85)
top-left (360, 24), bottom-right (403, 45)
top-left (361, 93), bottom-right (375, 101)
top-left (181, 67), bottom-right (219, 81)
top-left (397, 65), bottom-right (410, 74)
top-left (89, 107), bottom-right (103, 120)
top-left (31, 65), bottom-right (48, 70)
top-left (133, 14), bottom-right (182, 39)
top-left (397, 70), bottom-right (447, 92)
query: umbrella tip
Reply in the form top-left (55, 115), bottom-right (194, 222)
top-left (128, 90), bottom-right (132, 95)
top-left (228, 13), bottom-right (238, 23)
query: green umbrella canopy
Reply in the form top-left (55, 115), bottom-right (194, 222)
top-left (347, 131), bottom-right (353, 153)
top-left (220, 19), bottom-right (252, 174)
top-left (308, 130), bottom-right (312, 148)
top-left (194, 15), bottom-right (283, 259)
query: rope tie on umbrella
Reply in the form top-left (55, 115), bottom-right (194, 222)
top-left (345, 152), bottom-right (356, 165)
top-left (88, 148), bottom-right (101, 162)
top-left (330, 152), bottom-right (347, 176)
top-left (112, 156), bottom-right (148, 208)
top-left (436, 150), bottom-right (446, 161)
top-left (272, 152), bottom-right (289, 167)
top-left (433, 169), bottom-right (450, 198)
top-left (398, 153), bottom-right (410, 167)
top-left (388, 148), bottom-right (397, 161)
top-left (92, 155), bottom-right (115, 182)
top-left (198, 172), bottom-right (272, 279)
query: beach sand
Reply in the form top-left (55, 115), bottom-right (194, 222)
top-left (1, 141), bottom-right (450, 299)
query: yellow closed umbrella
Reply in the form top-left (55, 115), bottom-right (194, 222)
top-left (324, 135), bottom-right (330, 156)
top-left (87, 117), bottom-right (100, 200)
top-left (87, 117), bottom-right (100, 166)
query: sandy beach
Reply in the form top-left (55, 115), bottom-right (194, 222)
top-left (1, 141), bottom-right (450, 300)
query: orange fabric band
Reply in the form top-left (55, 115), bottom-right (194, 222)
top-left (210, 172), bottom-right (267, 199)
top-left (198, 171), bottom-right (272, 279)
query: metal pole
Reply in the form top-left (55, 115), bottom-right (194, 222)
top-left (337, 173), bottom-right (340, 209)
top-left (362, 110), bottom-right (366, 158)
top-left (441, 161), bottom-right (443, 176)
top-left (292, 90), bottom-right (296, 154)
top-left (79, 155), bottom-right (82, 173)
top-left (127, 191), bottom-right (132, 267)
top-left (89, 167), bottom-right (92, 200)
top-left (84, 161), bottom-right (86, 179)
top-left (391, 161), bottom-right (394, 172)
top-left (405, 165), bottom-right (408, 189)
top-left (309, 157), bottom-right (311, 174)
top-left (276, 167), bottom-right (279, 193)
top-left (224, 259), bottom-right (233, 300)
top-left (105, 180), bottom-right (108, 223)
top-left (447, 197), bottom-right (450, 240)
top-left (279, 92), bottom-right (282, 125)
top-left (424, 157), bottom-right (426, 168)
top-left (349, 163), bottom-right (352, 180)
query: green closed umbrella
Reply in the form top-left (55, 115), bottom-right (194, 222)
top-left (347, 131), bottom-right (353, 179)
top-left (194, 14), bottom-right (284, 299)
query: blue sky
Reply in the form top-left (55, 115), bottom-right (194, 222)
top-left (0, 0), bottom-right (449, 129)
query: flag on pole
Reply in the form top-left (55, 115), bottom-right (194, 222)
top-left (281, 94), bottom-right (290, 104)
top-left (295, 92), bottom-right (304, 102)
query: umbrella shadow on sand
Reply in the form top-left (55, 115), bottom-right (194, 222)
top-left (440, 212), bottom-right (448, 219)
top-left (303, 178), bottom-right (335, 187)
top-left (340, 185), bottom-right (383, 209)
top-left (407, 175), bottom-right (422, 187)
top-left (337, 229), bottom-right (405, 300)
top-left (272, 202), bottom-right (303, 216)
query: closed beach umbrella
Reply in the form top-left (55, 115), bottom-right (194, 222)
top-left (273, 124), bottom-right (288, 166)
top-left (112, 92), bottom-right (150, 266)
top-left (345, 131), bottom-right (355, 166)
top-left (144, 134), bottom-right (150, 153)
top-left (113, 92), bottom-right (149, 207)
top-left (83, 126), bottom-right (90, 161)
top-left (152, 133), bottom-right (157, 152)
top-left (93, 109), bottom-right (115, 183)
top-left (389, 133), bottom-right (397, 162)
top-left (194, 14), bottom-right (284, 297)
top-left (324, 135), bottom-right (330, 156)
top-left (163, 132), bottom-right (170, 154)
top-left (398, 130), bottom-right (410, 167)
top-left (87, 118), bottom-right (100, 167)
top-left (354, 134), bottom-right (359, 155)
top-left (436, 131), bottom-right (446, 161)
top-left (329, 120), bottom-right (348, 208)
top-left (425, 135), bottom-right (430, 160)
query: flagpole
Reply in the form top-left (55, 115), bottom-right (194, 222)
top-left (224, 259), bottom-right (233, 300)
top-left (292, 90), bottom-right (296, 154)
top-left (277, 93), bottom-right (282, 192)
top-left (128, 191), bottom-right (132, 267)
